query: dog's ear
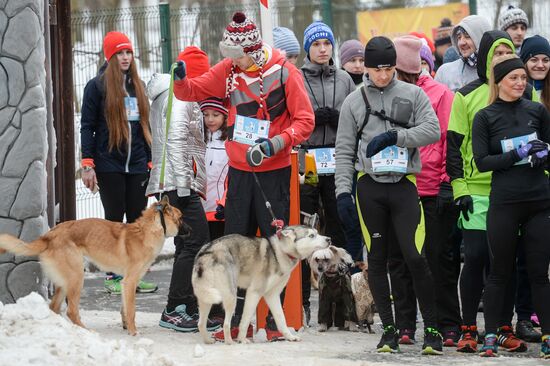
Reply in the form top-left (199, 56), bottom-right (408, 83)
top-left (280, 228), bottom-right (295, 239)
top-left (329, 246), bottom-right (338, 255)
top-left (160, 195), bottom-right (170, 207)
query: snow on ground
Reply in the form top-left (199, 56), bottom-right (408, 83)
top-left (0, 293), bottom-right (544, 366)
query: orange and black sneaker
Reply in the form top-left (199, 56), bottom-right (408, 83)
top-left (497, 325), bottom-right (527, 352)
top-left (457, 325), bottom-right (479, 353)
top-left (212, 324), bottom-right (254, 342)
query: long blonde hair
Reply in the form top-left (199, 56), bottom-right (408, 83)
top-left (488, 54), bottom-right (523, 105)
top-left (104, 55), bottom-right (151, 152)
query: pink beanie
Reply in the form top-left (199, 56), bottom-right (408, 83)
top-left (394, 35), bottom-right (422, 74)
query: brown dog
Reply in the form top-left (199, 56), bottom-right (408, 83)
top-left (350, 261), bottom-right (375, 333)
top-left (0, 196), bottom-right (182, 336)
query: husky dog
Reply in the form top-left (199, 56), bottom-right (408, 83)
top-left (309, 246), bottom-right (358, 332)
top-left (350, 261), bottom-right (375, 333)
top-left (192, 225), bottom-right (331, 344)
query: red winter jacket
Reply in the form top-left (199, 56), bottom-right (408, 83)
top-left (173, 46), bottom-right (314, 172)
top-left (416, 74), bottom-right (454, 197)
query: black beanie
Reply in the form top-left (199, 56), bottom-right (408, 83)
top-left (520, 35), bottom-right (550, 64)
top-left (364, 36), bottom-right (396, 68)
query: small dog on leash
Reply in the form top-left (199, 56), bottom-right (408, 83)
top-left (0, 196), bottom-right (182, 336)
top-left (192, 225), bottom-right (331, 345)
top-left (309, 245), bottom-right (358, 332)
top-left (350, 261), bottom-right (375, 333)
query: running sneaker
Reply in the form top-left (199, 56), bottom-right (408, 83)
top-left (136, 279), bottom-right (158, 293)
top-left (497, 325), bottom-right (528, 352)
top-left (422, 327), bottom-right (443, 355)
top-left (212, 324), bottom-right (254, 341)
top-left (516, 320), bottom-right (541, 342)
top-left (442, 329), bottom-right (460, 347)
top-left (266, 316), bottom-right (284, 341)
top-left (457, 325), bottom-right (479, 353)
top-left (480, 333), bottom-right (498, 357)
top-left (159, 304), bottom-right (220, 332)
top-left (541, 335), bottom-right (550, 359)
top-left (104, 276), bottom-right (122, 294)
top-left (377, 325), bottom-right (399, 353)
top-left (532, 313), bottom-right (540, 327)
top-left (398, 328), bottom-right (416, 345)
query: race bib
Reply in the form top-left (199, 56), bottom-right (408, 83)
top-left (232, 115), bottom-right (270, 145)
top-left (310, 147), bottom-right (336, 175)
top-left (371, 146), bottom-right (408, 173)
top-left (124, 96), bottom-right (140, 121)
top-left (500, 132), bottom-right (537, 165)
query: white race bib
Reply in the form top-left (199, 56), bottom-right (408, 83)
top-left (310, 147), bottom-right (336, 175)
top-left (124, 96), bottom-right (140, 121)
top-left (232, 115), bottom-right (270, 145)
top-left (500, 132), bottom-right (537, 165)
top-left (371, 146), bottom-right (408, 173)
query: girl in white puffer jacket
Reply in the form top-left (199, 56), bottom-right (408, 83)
top-left (200, 97), bottom-right (229, 240)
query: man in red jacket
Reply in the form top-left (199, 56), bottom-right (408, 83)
top-left (172, 12), bottom-right (314, 341)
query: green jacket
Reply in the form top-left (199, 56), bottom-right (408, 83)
top-left (446, 30), bottom-right (538, 199)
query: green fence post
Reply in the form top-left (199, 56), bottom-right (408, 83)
top-left (159, 2), bottom-right (172, 73)
top-left (469, 0), bottom-right (477, 15)
top-left (320, 0), bottom-right (333, 29)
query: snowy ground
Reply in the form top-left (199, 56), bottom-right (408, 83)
top-left (0, 262), bottom-right (544, 366)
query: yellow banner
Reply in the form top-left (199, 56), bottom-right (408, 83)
top-left (357, 3), bottom-right (469, 44)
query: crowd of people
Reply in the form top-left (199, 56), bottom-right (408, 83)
top-left (79, 4), bottom-right (550, 359)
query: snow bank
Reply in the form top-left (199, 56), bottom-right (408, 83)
top-left (0, 293), bottom-right (175, 366)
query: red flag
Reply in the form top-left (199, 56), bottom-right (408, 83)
top-left (260, 0), bottom-right (268, 8)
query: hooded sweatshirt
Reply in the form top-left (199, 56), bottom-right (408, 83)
top-left (446, 30), bottom-right (537, 200)
top-left (435, 15), bottom-right (491, 92)
top-left (300, 58), bottom-right (355, 148)
top-left (145, 73), bottom-right (206, 197)
top-left (173, 45), bottom-right (314, 172)
top-left (335, 74), bottom-right (440, 196)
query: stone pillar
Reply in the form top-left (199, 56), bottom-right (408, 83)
top-left (0, 0), bottom-right (48, 304)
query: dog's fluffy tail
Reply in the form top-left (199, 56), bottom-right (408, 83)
top-left (0, 234), bottom-right (47, 256)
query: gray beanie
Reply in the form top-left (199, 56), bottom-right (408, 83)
top-left (340, 39), bottom-right (364, 66)
top-left (498, 5), bottom-right (529, 31)
top-left (273, 27), bottom-right (300, 56)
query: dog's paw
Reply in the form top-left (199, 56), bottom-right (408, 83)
top-left (202, 336), bottom-right (215, 345)
top-left (317, 323), bottom-right (328, 332)
top-left (285, 333), bottom-right (301, 342)
top-left (224, 338), bottom-right (235, 345)
top-left (237, 337), bottom-right (251, 344)
top-left (127, 329), bottom-right (137, 336)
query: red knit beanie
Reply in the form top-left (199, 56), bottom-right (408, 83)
top-left (103, 31), bottom-right (133, 61)
top-left (177, 46), bottom-right (210, 78)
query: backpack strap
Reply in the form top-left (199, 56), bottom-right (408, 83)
top-left (353, 86), bottom-right (371, 163)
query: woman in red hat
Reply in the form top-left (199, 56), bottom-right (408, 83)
top-left (80, 31), bottom-right (155, 294)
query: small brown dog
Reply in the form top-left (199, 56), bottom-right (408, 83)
top-left (350, 261), bottom-right (375, 333)
top-left (0, 196), bottom-right (182, 336)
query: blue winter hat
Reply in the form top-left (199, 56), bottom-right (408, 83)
top-left (274, 27), bottom-right (301, 56)
top-left (520, 35), bottom-right (550, 64)
top-left (303, 21), bottom-right (335, 54)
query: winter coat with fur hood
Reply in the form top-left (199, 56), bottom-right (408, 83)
top-left (145, 73), bottom-right (206, 197)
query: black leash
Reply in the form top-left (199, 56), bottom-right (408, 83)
top-left (250, 167), bottom-right (284, 235)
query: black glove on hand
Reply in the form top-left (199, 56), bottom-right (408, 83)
top-left (314, 107), bottom-right (332, 126)
top-left (529, 149), bottom-right (549, 168)
top-left (327, 107), bottom-right (340, 128)
top-left (436, 182), bottom-right (454, 214)
top-left (214, 204), bottom-right (224, 220)
top-left (455, 195), bottom-right (474, 221)
top-left (366, 130), bottom-right (398, 158)
top-left (174, 61), bottom-right (186, 80)
top-left (336, 193), bottom-right (358, 225)
top-left (527, 139), bottom-right (549, 154)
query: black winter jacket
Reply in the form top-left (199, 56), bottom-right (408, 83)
top-left (472, 97), bottom-right (550, 204)
top-left (80, 63), bottom-right (151, 173)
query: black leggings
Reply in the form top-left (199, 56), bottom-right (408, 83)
top-left (483, 199), bottom-right (550, 335)
top-left (357, 174), bottom-right (437, 329)
top-left (96, 172), bottom-right (149, 223)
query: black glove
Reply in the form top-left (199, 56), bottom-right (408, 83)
top-left (436, 182), bottom-right (454, 214)
top-left (529, 149), bottom-right (548, 168)
top-left (327, 108), bottom-right (340, 128)
top-left (455, 195), bottom-right (474, 221)
top-left (174, 61), bottom-right (186, 80)
top-left (366, 130), bottom-right (398, 158)
top-left (527, 139), bottom-right (549, 154)
top-left (336, 193), bottom-right (358, 225)
top-left (314, 107), bottom-right (331, 126)
top-left (214, 204), bottom-right (224, 220)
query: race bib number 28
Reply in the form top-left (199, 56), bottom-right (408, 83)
top-left (232, 115), bottom-right (270, 146)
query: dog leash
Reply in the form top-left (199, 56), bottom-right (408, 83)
top-left (250, 166), bottom-right (284, 235)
